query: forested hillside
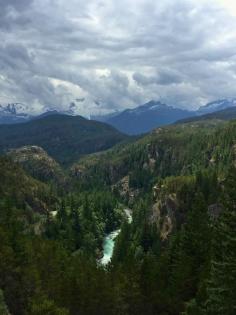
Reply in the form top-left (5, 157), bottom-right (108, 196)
top-left (73, 120), bottom-right (235, 187)
top-left (0, 119), bottom-right (235, 315)
top-left (0, 114), bottom-right (128, 165)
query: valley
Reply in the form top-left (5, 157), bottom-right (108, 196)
top-left (1, 0), bottom-right (236, 313)
top-left (0, 113), bottom-right (235, 315)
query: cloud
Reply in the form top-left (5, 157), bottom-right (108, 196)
top-left (0, 0), bottom-right (33, 29)
top-left (0, 0), bottom-right (236, 115)
top-left (133, 69), bottom-right (183, 86)
top-left (0, 0), bottom-right (32, 14)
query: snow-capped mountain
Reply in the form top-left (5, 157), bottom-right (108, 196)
top-left (0, 103), bottom-right (32, 124)
top-left (101, 101), bottom-right (195, 135)
top-left (0, 102), bottom-right (80, 124)
top-left (129, 101), bottom-right (169, 114)
top-left (197, 99), bottom-right (236, 115)
top-left (1, 98), bottom-right (236, 129)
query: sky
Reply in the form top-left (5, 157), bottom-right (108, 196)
top-left (0, 0), bottom-right (236, 116)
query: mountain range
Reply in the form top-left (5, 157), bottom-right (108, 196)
top-left (94, 101), bottom-right (194, 135)
top-left (94, 98), bottom-right (236, 134)
top-left (197, 98), bottom-right (236, 115)
top-left (1, 98), bottom-right (236, 135)
top-left (0, 98), bottom-right (235, 314)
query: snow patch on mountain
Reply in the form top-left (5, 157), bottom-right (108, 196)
top-left (0, 103), bottom-right (30, 116)
top-left (0, 103), bottom-right (33, 124)
top-left (198, 98), bottom-right (236, 115)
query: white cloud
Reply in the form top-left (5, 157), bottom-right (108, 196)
top-left (217, 0), bottom-right (236, 16)
top-left (0, 0), bottom-right (236, 114)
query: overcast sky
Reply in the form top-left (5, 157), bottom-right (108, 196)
top-left (1, 0), bottom-right (236, 116)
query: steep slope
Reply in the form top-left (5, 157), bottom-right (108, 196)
top-left (91, 111), bottom-right (121, 122)
top-left (0, 114), bottom-right (128, 165)
top-left (197, 98), bottom-right (236, 115)
top-left (176, 106), bottom-right (236, 124)
top-left (7, 146), bottom-right (65, 183)
top-left (0, 117), bottom-right (235, 315)
top-left (104, 101), bottom-right (195, 135)
top-left (0, 157), bottom-right (58, 214)
top-left (72, 119), bottom-right (236, 188)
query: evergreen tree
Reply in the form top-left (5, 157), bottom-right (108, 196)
top-left (169, 193), bottom-right (211, 313)
top-left (204, 167), bottom-right (236, 315)
top-left (0, 289), bottom-right (10, 315)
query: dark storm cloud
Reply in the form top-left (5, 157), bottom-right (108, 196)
top-left (0, 0), bottom-right (32, 9)
top-left (0, 0), bottom-right (33, 29)
top-left (133, 69), bottom-right (183, 86)
top-left (0, 44), bottom-right (33, 70)
top-left (0, 0), bottom-right (32, 17)
top-left (0, 0), bottom-right (236, 114)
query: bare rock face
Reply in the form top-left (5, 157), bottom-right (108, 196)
top-left (143, 143), bottom-right (159, 171)
top-left (161, 215), bottom-right (173, 240)
top-left (71, 164), bottom-right (86, 178)
top-left (9, 145), bottom-right (43, 158)
top-left (7, 146), bottom-right (65, 183)
top-left (112, 175), bottom-right (140, 205)
top-left (115, 176), bottom-right (130, 197)
top-left (151, 192), bottom-right (178, 241)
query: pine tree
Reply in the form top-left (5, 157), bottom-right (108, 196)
top-left (169, 193), bottom-right (210, 313)
top-left (70, 207), bottom-right (82, 250)
top-left (204, 167), bottom-right (236, 315)
top-left (0, 289), bottom-right (10, 315)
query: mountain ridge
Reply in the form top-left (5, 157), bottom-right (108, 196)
top-left (0, 113), bottom-right (128, 165)
top-left (101, 101), bottom-right (195, 135)
top-left (1, 98), bottom-right (236, 135)
top-left (197, 98), bottom-right (236, 115)
top-left (176, 106), bottom-right (236, 124)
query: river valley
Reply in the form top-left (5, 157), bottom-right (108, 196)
top-left (100, 208), bottom-right (132, 265)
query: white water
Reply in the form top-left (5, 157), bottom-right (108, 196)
top-left (99, 208), bottom-right (132, 266)
top-left (99, 229), bottom-right (121, 265)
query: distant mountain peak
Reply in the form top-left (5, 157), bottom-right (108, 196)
top-left (100, 100), bottom-right (195, 135)
top-left (0, 102), bottom-right (32, 124)
top-left (198, 98), bottom-right (236, 115)
top-left (131, 100), bottom-right (168, 114)
top-left (143, 100), bottom-right (165, 107)
top-left (31, 110), bottom-right (63, 121)
top-left (0, 102), bottom-right (29, 116)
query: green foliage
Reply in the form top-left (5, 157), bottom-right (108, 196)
top-left (203, 168), bottom-right (236, 315)
top-left (28, 296), bottom-right (69, 315)
top-left (0, 119), bottom-right (235, 314)
top-left (74, 120), bottom-right (236, 190)
top-left (45, 190), bottom-right (123, 256)
top-left (0, 289), bottom-right (10, 315)
top-left (0, 114), bottom-right (128, 165)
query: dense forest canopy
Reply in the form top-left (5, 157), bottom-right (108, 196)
top-left (0, 118), bottom-right (235, 315)
top-left (0, 114), bottom-right (129, 165)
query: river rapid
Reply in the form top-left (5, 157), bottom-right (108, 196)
top-left (99, 208), bottom-right (132, 265)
